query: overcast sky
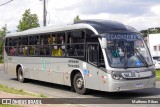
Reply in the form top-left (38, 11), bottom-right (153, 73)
top-left (0, 0), bottom-right (160, 32)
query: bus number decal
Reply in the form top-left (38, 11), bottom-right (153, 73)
top-left (41, 59), bottom-right (47, 70)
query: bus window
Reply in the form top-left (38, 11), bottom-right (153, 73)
top-left (18, 36), bottom-right (28, 56)
top-left (56, 33), bottom-right (65, 44)
top-left (8, 37), bottom-right (18, 56)
top-left (51, 46), bottom-right (64, 56)
top-left (23, 46), bottom-right (28, 56)
top-left (99, 46), bottom-right (105, 67)
top-left (66, 44), bottom-right (84, 57)
top-left (28, 36), bottom-right (39, 56)
top-left (12, 38), bottom-right (18, 46)
top-left (8, 38), bottom-right (13, 46)
top-left (51, 32), bottom-right (65, 57)
top-left (19, 36), bottom-right (28, 45)
top-left (66, 30), bottom-right (85, 57)
top-left (67, 31), bottom-right (85, 43)
top-left (28, 46), bottom-right (39, 56)
top-left (88, 44), bottom-right (99, 66)
top-left (9, 47), bottom-right (16, 56)
top-left (49, 34), bottom-right (56, 45)
top-left (40, 46), bottom-right (50, 56)
top-left (5, 38), bottom-right (9, 55)
top-left (5, 38), bottom-right (8, 46)
top-left (40, 34), bottom-right (50, 45)
top-left (38, 34), bottom-right (51, 56)
top-left (29, 35), bottom-right (39, 45)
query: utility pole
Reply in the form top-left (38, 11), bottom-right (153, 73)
top-left (43, 0), bottom-right (47, 26)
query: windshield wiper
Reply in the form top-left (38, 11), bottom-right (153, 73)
top-left (126, 42), bottom-right (149, 67)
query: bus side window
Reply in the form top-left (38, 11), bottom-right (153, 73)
top-left (88, 44), bottom-right (99, 66)
top-left (23, 47), bottom-right (28, 56)
top-left (8, 37), bottom-right (18, 56)
top-left (10, 47), bottom-right (15, 56)
top-left (51, 32), bottom-right (65, 56)
top-left (99, 46), bottom-right (105, 67)
top-left (18, 36), bottom-right (28, 56)
top-left (48, 34), bottom-right (56, 45)
top-left (66, 30), bottom-right (85, 57)
top-left (5, 38), bottom-right (9, 55)
top-left (38, 34), bottom-right (51, 56)
top-left (28, 35), bottom-right (39, 56)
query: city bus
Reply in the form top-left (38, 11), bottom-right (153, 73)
top-left (4, 20), bottom-right (156, 94)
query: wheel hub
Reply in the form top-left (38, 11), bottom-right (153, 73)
top-left (19, 70), bottom-right (23, 80)
top-left (76, 78), bottom-right (83, 89)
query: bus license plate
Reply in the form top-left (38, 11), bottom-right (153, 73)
top-left (121, 72), bottom-right (137, 78)
top-left (136, 83), bottom-right (143, 87)
top-left (121, 71), bottom-right (152, 78)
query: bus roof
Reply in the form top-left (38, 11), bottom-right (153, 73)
top-left (6, 19), bottom-right (138, 38)
top-left (75, 19), bottom-right (138, 33)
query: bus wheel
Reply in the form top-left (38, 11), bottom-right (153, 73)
top-left (17, 67), bottom-right (25, 83)
top-left (73, 73), bottom-right (87, 94)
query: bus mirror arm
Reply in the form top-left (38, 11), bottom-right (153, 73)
top-left (91, 33), bottom-right (106, 38)
top-left (91, 34), bottom-right (101, 38)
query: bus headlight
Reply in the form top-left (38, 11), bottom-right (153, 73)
top-left (113, 74), bottom-right (123, 80)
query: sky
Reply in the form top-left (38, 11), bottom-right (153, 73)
top-left (0, 0), bottom-right (160, 32)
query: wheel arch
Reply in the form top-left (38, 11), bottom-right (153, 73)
top-left (16, 64), bottom-right (24, 78)
top-left (70, 68), bottom-right (86, 89)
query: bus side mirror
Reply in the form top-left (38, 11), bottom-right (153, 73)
top-left (101, 38), bottom-right (107, 49)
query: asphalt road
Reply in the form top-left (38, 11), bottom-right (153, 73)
top-left (0, 64), bottom-right (160, 107)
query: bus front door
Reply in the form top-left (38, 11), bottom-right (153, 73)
top-left (85, 44), bottom-right (100, 90)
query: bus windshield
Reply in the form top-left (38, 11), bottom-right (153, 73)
top-left (105, 32), bottom-right (153, 68)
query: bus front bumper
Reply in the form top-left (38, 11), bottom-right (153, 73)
top-left (107, 77), bottom-right (156, 92)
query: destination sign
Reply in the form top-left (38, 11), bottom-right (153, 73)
top-left (106, 33), bottom-right (138, 40)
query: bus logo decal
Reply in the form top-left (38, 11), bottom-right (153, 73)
top-left (83, 69), bottom-right (88, 75)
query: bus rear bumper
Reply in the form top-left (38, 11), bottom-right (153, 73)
top-left (107, 77), bottom-right (156, 92)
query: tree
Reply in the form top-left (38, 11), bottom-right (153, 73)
top-left (74, 15), bottom-right (81, 23)
top-left (17, 9), bottom-right (40, 31)
top-left (140, 27), bottom-right (160, 36)
top-left (0, 24), bottom-right (8, 56)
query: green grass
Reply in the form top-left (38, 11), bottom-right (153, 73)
top-left (0, 104), bottom-right (23, 107)
top-left (39, 93), bottom-right (48, 98)
top-left (0, 59), bottom-right (3, 63)
top-left (156, 70), bottom-right (160, 81)
top-left (0, 84), bottom-right (47, 98)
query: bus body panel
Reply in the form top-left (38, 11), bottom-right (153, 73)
top-left (4, 54), bottom-right (156, 92)
top-left (4, 55), bottom-right (102, 90)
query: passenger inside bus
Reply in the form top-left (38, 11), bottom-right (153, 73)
top-left (40, 47), bottom-right (46, 55)
top-left (10, 47), bottom-right (15, 55)
top-left (51, 35), bottom-right (65, 56)
top-left (19, 45), bottom-right (23, 55)
top-left (48, 35), bottom-right (56, 45)
top-left (52, 46), bottom-right (63, 56)
top-left (29, 46), bottom-right (35, 55)
top-left (23, 47), bottom-right (28, 55)
top-left (60, 35), bottom-right (65, 56)
top-left (107, 40), bottom-right (143, 67)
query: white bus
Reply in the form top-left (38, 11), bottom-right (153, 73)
top-left (4, 20), bottom-right (156, 94)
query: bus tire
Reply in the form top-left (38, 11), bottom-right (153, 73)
top-left (17, 67), bottom-right (25, 83)
top-left (73, 73), bottom-right (87, 94)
